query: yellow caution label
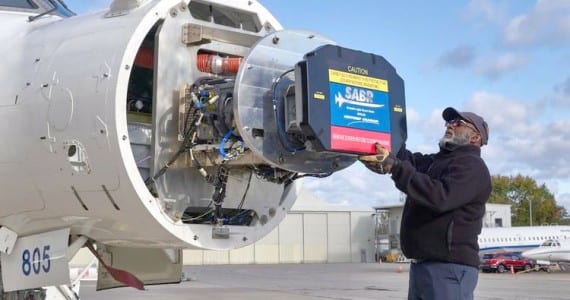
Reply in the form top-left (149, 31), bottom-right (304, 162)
top-left (329, 69), bottom-right (388, 92)
top-left (313, 91), bottom-right (325, 100)
top-left (393, 105), bottom-right (403, 112)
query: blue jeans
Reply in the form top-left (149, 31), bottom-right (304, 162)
top-left (408, 261), bottom-right (478, 300)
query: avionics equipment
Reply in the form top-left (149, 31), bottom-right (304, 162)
top-left (291, 45), bottom-right (406, 155)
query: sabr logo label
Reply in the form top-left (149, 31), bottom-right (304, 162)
top-left (335, 86), bottom-right (383, 109)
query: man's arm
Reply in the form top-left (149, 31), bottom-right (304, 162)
top-left (397, 145), bottom-right (434, 172)
top-left (390, 155), bottom-right (491, 213)
top-left (359, 144), bottom-right (434, 174)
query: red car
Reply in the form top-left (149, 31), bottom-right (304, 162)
top-left (480, 252), bottom-right (535, 273)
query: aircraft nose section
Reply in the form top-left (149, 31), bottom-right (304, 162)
top-left (522, 249), bottom-right (538, 259)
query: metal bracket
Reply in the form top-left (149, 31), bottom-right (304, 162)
top-left (182, 23), bottom-right (261, 47)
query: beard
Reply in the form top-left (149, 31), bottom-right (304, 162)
top-left (439, 130), bottom-right (471, 148)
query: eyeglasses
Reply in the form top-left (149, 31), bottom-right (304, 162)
top-left (445, 119), bottom-right (478, 132)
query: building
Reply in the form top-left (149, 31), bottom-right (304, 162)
top-left (483, 203), bottom-right (512, 227)
top-left (183, 189), bottom-right (376, 265)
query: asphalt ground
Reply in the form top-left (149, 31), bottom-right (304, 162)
top-left (79, 263), bottom-right (570, 300)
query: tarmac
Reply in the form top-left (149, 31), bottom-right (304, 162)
top-left (79, 263), bottom-right (570, 300)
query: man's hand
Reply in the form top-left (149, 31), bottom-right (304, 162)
top-left (358, 143), bottom-right (400, 174)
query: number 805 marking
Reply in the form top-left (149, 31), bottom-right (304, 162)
top-left (21, 245), bottom-right (51, 276)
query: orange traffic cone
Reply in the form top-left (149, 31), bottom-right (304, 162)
top-left (510, 265), bottom-right (515, 275)
top-left (397, 265), bottom-right (403, 273)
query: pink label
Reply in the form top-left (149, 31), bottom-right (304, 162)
top-left (330, 126), bottom-right (391, 154)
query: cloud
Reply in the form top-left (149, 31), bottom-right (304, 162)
top-left (464, 0), bottom-right (508, 25)
top-left (555, 76), bottom-right (570, 97)
top-left (303, 163), bottom-right (401, 207)
top-left (559, 193), bottom-right (570, 212)
top-left (430, 92), bottom-right (570, 209)
top-left (408, 108), bottom-right (444, 136)
top-left (502, 0), bottom-right (570, 48)
top-left (463, 91), bottom-right (570, 182)
top-left (404, 107), bottom-right (421, 124)
top-left (474, 53), bottom-right (529, 79)
top-left (465, 91), bottom-right (528, 130)
top-left (436, 45), bottom-right (476, 69)
top-left (538, 76), bottom-right (570, 110)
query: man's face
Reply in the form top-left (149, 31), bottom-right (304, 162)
top-left (440, 119), bottom-right (478, 146)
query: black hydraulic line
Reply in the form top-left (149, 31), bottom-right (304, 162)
top-left (211, 166), bottom-right (229, 222)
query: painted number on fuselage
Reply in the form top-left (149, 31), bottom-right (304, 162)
top-left (21, 245), bottom-right (51, 276)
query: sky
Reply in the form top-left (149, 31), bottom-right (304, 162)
top-left (64, 1), bottom-right (570, 211)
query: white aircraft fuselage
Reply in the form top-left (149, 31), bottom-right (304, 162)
top-left (478, 225), bottom-right (570, 253)
top-left (522, 239), bottom-right (570, 263)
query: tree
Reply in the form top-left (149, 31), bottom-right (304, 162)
top-left (489, 175), bottom-right (567, 226)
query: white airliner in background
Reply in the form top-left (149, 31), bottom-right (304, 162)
top-left (478, 225), bottom-right (570, 253)
top-left (522, 239), bottom-right (570, 263)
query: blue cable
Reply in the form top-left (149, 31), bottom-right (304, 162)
top-left (220, 129), bottom-right (245, 159)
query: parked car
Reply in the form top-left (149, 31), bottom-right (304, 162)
top-left (480, 252), bottom-right (535, 273)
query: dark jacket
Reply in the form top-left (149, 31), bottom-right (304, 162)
top-left (391, 143), bottom-right (491, 268)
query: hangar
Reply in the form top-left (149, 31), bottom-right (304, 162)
top-left (182, 189), bottom-right (376, 265)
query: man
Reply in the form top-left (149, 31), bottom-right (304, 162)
top-left (360, 107), bottom-right (491, 300)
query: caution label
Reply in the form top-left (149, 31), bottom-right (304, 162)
top-left (329, 69), bottom-right (388, 92)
